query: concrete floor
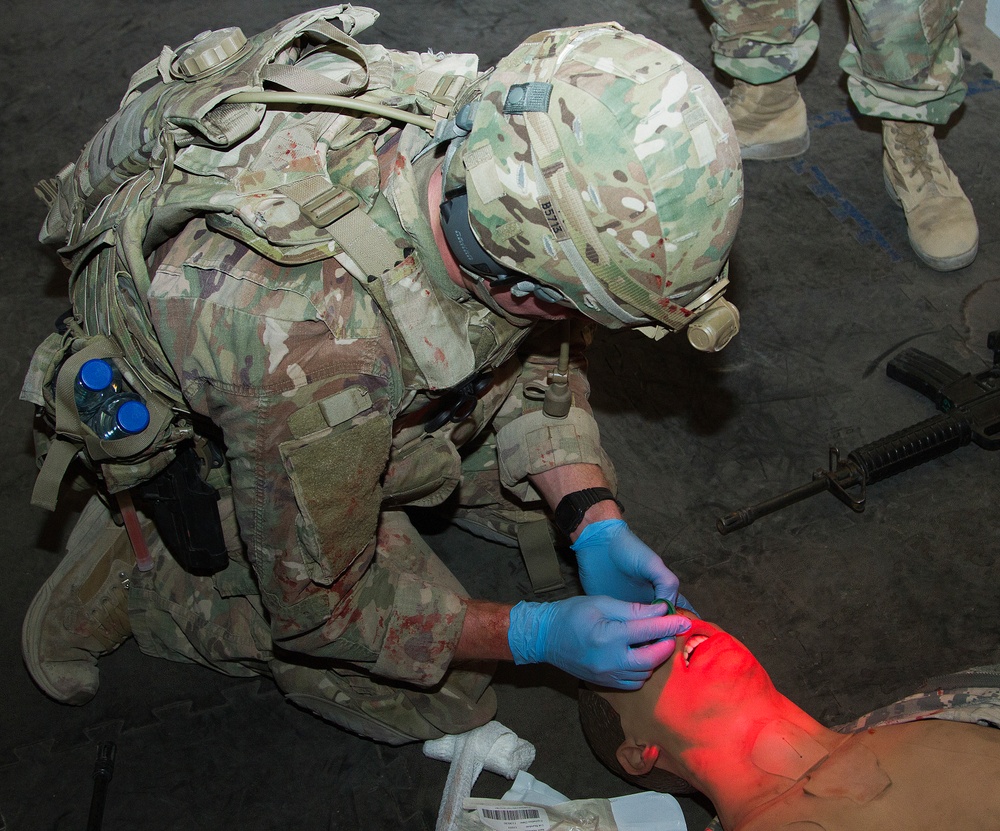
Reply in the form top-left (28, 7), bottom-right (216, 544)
top-left (1, 1), bottom-right (998, 829)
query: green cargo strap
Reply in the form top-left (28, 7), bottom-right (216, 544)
top-left (280, 178), bottom-right (361, 229)
top-left (262, 60), bottom-right (367, 98)
top-left (515, 519), bottom-right (565, 594)
top-left (30, 437), bottom-right (80, 512)
top-left (326, 203), bottom-right (405, 281)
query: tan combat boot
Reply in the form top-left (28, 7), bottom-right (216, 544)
top-left (882, 120), bottom-right (978, 271)
top-left (22, 495), bottom-right (136, 705)
top-left (726, 77), bottom-right (809, 161)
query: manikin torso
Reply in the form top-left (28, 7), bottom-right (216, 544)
top-left (733, 718), bottom-right (1000, 831)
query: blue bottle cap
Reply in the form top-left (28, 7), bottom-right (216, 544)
top-left (79, 359), bottom-right (114, 392)
top-left (115, 400), bottom-right (150, 434)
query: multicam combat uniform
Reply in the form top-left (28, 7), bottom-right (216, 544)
top-left (700, 0), bottom-right (966, 123)
top-left (23, 8), bottom-right (618, 745)
top-left (25, 6), bottom-right (744, 742)
top-left (130, 130), bottom-right (614, 744)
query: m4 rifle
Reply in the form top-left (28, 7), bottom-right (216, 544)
top-left (717, 330), bottom-right (1000, 534)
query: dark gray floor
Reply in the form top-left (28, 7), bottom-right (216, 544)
top-left (2, 1), bottom-right (998, 829)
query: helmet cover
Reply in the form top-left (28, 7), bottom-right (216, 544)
top-left (459, 23), bottom-right (743, 330)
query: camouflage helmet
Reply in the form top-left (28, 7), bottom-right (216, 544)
top-left (452, 23), bottom-right (743, 342)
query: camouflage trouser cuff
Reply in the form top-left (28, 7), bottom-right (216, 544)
top-left (495, 407), bottom-right (607, 488)
top-left (710, 20), bottom-right (820, 85)
top-left (842, 72), bottom-right (966, 125)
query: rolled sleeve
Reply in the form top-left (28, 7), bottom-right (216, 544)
top-left (495, 406), bottom-right (607, 485)
top-left (491, 320), bottom-right (616, 496)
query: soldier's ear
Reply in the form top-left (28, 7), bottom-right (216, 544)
top-left (616, 739), bottom-right (659, 776)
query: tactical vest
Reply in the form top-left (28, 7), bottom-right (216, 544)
top-left (22, 5), bottom-right (482, 513)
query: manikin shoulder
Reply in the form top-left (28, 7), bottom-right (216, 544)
top-left (736, 720), bottom-right (1000, 831)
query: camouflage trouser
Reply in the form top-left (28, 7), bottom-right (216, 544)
top-left (128, 495), bottom-right (501, 745)
top-left (701, 0), bottom-right (966, 123)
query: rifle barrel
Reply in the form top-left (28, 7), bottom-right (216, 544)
top-left (717, 476), bottom-right (832, 534)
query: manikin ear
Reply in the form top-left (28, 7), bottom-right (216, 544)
top-left (616, 739), bottom-right (660, 776)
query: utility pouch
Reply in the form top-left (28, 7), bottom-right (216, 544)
top-left (28, 332), bottom-right (183, 511)
top-left (382, 434), bottom-right (462, 508)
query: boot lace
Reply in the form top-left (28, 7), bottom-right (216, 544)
top-left (89, 574), bottom-right (131, 649)
top-left (889, 124), bottom-right (936, 186)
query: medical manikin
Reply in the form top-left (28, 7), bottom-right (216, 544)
top-left (579, 610), bottom-right (1000, 830)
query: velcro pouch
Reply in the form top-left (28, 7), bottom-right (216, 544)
top-left (279, 390), bottom-right (391, 585)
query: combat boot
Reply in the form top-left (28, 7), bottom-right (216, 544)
top-left (882, 120), bottom-right (978, 271)
top-left (22, 495), bottom-right (136, 705)
top-left (726, 77), bottom-right (809, 161)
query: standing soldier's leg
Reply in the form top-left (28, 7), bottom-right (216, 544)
top-left (841, 0), bottom-right (977, 270)
top-left (702, 0), bottom-right (822, 158)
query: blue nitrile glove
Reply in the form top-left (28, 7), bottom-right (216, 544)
top-left (507, 596), bottom-right (692, 690)
top-left (571, 519), bottom-right (679, 604)
top-left (675, 594), bottom-right (699, 616)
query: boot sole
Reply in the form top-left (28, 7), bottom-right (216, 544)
top-left (883, 172), bottom-right (979, 272)
top-left (910, 241), bottom-right (979, 272)
top-left (21, 501), bottom-right (129, 705)
top-left (740, 130), bottom-right (810, 162)
top-left (21, 550), bottom-right (97, 704)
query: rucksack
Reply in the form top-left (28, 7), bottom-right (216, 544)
top-left (21, 4), bottom-right (477, 565)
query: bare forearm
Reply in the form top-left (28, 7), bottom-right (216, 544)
top-left (530, 463), bottom-right (624, 541)
top-left (455, 600), bottom-right (515, 661)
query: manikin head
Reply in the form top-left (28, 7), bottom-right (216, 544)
top-left (578, 612), bottom-right (809, 796)
top-left (580, 617), bottom-right (1000, 831)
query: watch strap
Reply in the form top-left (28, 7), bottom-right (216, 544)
top-left (553, 487), bottom-right (621, 536)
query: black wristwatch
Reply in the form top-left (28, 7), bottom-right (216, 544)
top-left (553, 487), bottom-right (622, 537)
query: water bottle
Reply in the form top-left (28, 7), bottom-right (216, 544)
top-left (74, 358), bottom-right (120, 421)
top-left (91, 393), bottom-right (151, 440)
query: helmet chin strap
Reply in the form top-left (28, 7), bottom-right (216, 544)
top-left (439, 190), bottom-right (575, 310)
top-left (508, 279), bottom-right (569, 306)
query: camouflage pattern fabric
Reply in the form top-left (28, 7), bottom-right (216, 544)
top-left (701, 0), bottom-right (965, 123)
top-left (27, 9), bottom-right (659, 743)
top-left (132, 95), bottom-right (615, 740)
top-left (130, 503), bottom-right (497, 743)
top-left (834, 662), bottom-right (1000, 733)
top-left (461, 23), bottom-right (743, 332)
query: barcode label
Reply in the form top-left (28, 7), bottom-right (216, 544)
top-left (482, 807), bottom-right (541, 820)
top-left (476, 803), bottom-right (549, 830)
